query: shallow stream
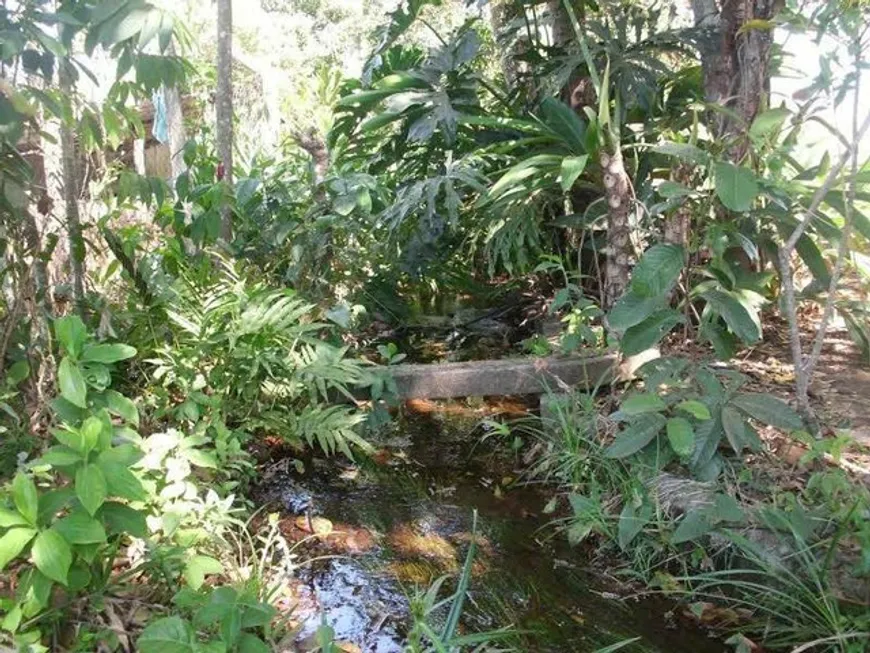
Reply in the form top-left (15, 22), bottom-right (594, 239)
top-left (257, 406), bottom-right (723, 652)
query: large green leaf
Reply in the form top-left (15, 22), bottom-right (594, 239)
top-left (604, 413), bottom-right (667, 458)
top-left (731, 392), bottom-right (804, 430)
top-left (58, 357), bottom-right (87, 408)
top-left (0, 508), bottom-right (28, 528)
top-left (54, 511), bottom-right (107, 545)
top-left (488, 154), bottom-right (562, 200)
top-left (715, 162), bottom-right (759, 212)
top-left (99, 462), bottom-right (147, 501)
top-left (0, 528), bottom-right (36, 571)
top-left (80, 343), bottom-right (137, 364)
top-left (32, 530), bottom-right (71, 585)
top-left (608, 292), bottom-right (664, 332)
top-left (701, 289), bottom-right (761, 344)
top-left (721, 405), bottom-right (748, 453)
top-left (795, 234), bottom-right (831, 286)
top-left (620, 393), bottom-right (666, 415)
top-left (749, 107), bottom-right (790, 141)
top-left (54, 316), bottom-right (87, 358)
top-left (653, 141), bottom-right (709, 165)
top-left (666, 417), bottom-right (695, 458)
top-left (672, 511), bottom-right (713, 544)
top-left (137, 616), bottom-right (197, 653)
top-left (183, 555), bottom-right (223, 591)
top-left (12, 473), bottom-right (38, 526)
top-left (540, 97), bottom-right (587, 153)
top-left (99, 502), bottom-right (148, 538)
top-left (75, 465), bottom-right (107, 516)
top-left (690, 411), bottom-right (724, 471)
top-left (675, 400), bottom-right (711, 420)
top-left (559, 155), bottom-right (589, 192)
top-left (618, 502), bottom-right (651, 551)
top-left (621, 309), bottom-right (684, 356)
top-left (630, 244), bottom-right (685, 298)
top-left (104, 390), bottom-right (139, 427)
top-left (237, 634), bottom-right (270, 653)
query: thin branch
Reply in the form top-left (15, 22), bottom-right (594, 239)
top-left (804, 61), bottom-right (862, 382)
top-left (781, 109), bottom-right (870, 256)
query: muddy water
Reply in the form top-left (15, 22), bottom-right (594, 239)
top-left (258, 408), bottom-right (723, 652)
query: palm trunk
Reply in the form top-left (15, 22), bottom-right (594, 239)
top-left (59, 59), bottom-right (85, 316)
top-left (216, 0), bottom-right (234, 243)
top-left (600, 150), bottom-right (633, 308)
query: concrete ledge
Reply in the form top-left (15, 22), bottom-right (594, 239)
top-left (389, 353), bottom-right (620, 400)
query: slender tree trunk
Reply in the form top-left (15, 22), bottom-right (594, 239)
top-left (216, 0), bottom-right (234, 242)
top-left (59, 59), bottom-right (85, 316)
top-left (600, 150), bottom-right (633, 308)
top-left (664, 163), bottom-right (692, 247)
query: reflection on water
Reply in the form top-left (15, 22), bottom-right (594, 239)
top-left (257, 409), bottom-right (724, 653)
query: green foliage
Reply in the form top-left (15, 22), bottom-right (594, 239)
top-left (146, 261), bottom-right (376, 458)
top-left (138, 585), bottom-right (276, 653)
top-left (606, 357), bottom-right (804, 479)
top-left (0, 322), bottom-right (242, 645)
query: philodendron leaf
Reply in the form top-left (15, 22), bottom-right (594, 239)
top-left (730, 392), bottom-right (804, 431)
top-left (714, 161), bottom-right (759, 212)
top-left (58, 357), bottom-right (87, 408)
top-left (32, 530), bottom-right (71, 585)
top-left (604, 413), bottom-right (667, 458)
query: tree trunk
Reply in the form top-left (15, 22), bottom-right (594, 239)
top-left (600, 150), bottom-right (633, 308)
top-left (489, 0), bottom-right (522, 89)
top-left (664, 163), bottom-right (692, 247)
top-left (547, 0), bottom-right (574, 50)
top-left (59, 59), bottom-right (85, 316)
top-left (692, 0), bottom-right (779, 160)
top-left (216, 0), bottom-right (234, 242)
